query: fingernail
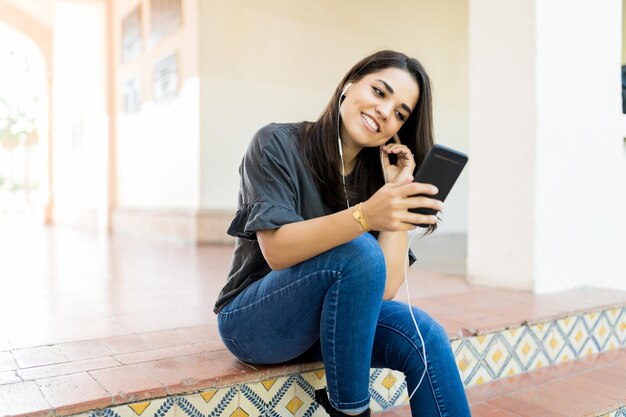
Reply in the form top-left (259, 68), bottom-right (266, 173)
top-left (432, 186), bottom-right (439, 194)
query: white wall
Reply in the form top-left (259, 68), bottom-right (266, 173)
top-left (117, 78), bottom-right (200, 209)
top-left (198, 0), bottom-right (470, 233)
top-left (52, 1), bottom-right (108, 224)
top-left (468, 0), bottom-right (626, 292)
top-left (115, 0), bottom-right (201, 211)
top-left (534, 0), bottom-right (625, 291)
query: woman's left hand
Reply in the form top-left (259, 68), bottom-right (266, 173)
top-left (381, 135), bottom-right (415, 184)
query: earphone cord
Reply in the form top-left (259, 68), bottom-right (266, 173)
top-left (405, 229), bottom-right (428, 400)
top-left (340, 94), bottom-right (427, 400)
top-left (339, 134), bottom-right (350, 209)
top-left (380, 148), bottom-right (427, 400)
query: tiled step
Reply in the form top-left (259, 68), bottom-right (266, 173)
top-left (2, 303), bottom-right (622, 417)
top-left (377, 347), bottom-right (626, 417)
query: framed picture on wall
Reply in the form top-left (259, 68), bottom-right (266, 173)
top-left (150, 0), bottom-right (182, 45)
top-left (152, 52), bottom-right (178, 100)
top-left (121, 5), bottom-right (143, 63)
top-left (123, 74), bottom-right (142, 113)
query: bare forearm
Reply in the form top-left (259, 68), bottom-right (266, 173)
top-left (258, 209), bottom-right (365, 270)
top-left (377, 230), bottom-right (409, 300)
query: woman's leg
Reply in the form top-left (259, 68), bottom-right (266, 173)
top-left (217, 233), bottom-right (386, 413)
top-left (371, 301), bottom-right (471, 417)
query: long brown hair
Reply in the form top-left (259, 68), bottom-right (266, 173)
top-left (297, 50), bottom-right (435, 223)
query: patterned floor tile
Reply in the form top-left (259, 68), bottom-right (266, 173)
top-left (593, 314), bottom-right (612, 350)
top-left (554, 344), bottom-right (576, 364)
top-left (105, 399), bottom-right (176, 417)
top-left (513, 332), bottom-right (538, 370)
top-left (300, 370), bottom-right (326, 392)
top-left (175, 393), bottom-right (212, 417)
top-left (369, 369), bottom-right (407, 411)
top-left (499, 354), bottom-right (523, 378)
top-left (528, 350), bottom-right (550, 371)
top-left (543, 322), bottom-right (566, 363)
top-left (555, 315), bottom-right (577, 336)
top-left (482, 334), bottom-right (509, 378)
top-left (203, 385), bottom-right (239, 417)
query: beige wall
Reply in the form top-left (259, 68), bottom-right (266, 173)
top-left (198, 0), bottom-right (470, 233)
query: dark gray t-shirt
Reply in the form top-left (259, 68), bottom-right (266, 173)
top-left (213, 122), bottom-right (415, 313)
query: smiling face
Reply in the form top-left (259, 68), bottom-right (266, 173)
top-left (339, 67), bottom-right (420, 151)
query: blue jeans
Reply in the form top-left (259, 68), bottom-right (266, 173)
top-left (217, 233), bottom-right (471, 416)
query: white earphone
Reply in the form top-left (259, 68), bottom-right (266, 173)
top-left (340, 82), bottom-right (352, 98)
top-left (337, 79), bottom-right (428, 400)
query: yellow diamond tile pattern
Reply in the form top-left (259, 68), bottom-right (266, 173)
top-left (128, 402), bottom-right (151, 416)
top-left (286, 396), bottom-right (303, 415)
top-left (77, 306), bottom-right (625, 417)
top-left (200, 389), bottom-right (217, 403)
top-left (381, 372), bottom-right (397, 390)
top-left (261, 378), bottom-right (277, 391)
top-left (230, 407), bottom-right (248, 417)
top-left (453, 307), bottom-right (625, 387)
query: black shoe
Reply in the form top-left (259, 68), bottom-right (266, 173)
top-left (314, 389), bottom-right (371, 417)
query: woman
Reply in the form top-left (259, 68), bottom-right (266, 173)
top-left (214, 50), bottom-right (471, 417)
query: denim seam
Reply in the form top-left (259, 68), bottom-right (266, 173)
top-left (326, 278), bottom-right (371, 411)
top-left (327, 278), bottom-right (339, 409)
top-left (376, 322), bottom-right (445, 417)
top-left (221, 337), bottom-right (254, 363)
top-left (218, 269), bottom-right (340, 317)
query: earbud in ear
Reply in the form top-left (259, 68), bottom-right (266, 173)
top-left (340, 82), bottom-right (352, 98)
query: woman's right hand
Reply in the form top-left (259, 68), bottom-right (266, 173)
top-left (361, 177), bottom-right (443, 232)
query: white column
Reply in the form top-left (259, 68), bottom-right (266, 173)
top-left (468, 0), bottom-right (626, 292)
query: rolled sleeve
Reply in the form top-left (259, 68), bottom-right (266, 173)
top-left (227, 125), bottom-right (304, 240)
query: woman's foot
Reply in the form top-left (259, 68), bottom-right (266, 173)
top-left (314, 389), bottom-right (371, 417)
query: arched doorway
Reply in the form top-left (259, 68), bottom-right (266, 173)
top-left (0, 22), bottom-right (48, 219)
top-left (0, 0), bottom-right (53, 225)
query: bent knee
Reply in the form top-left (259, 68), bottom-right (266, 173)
top-left (338, 233), bottom-right (385, 280)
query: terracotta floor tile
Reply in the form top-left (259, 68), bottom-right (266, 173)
top-left (487, 394), bottom-right (567, 417)
top-left (373, 404), bottom-right (411, 417)
top-left (113, 344), bottom-right (203, 365)
top-left (112, 307), bottom-right (215, 333)
top-left (56, 339), bottom-right (115, 361)
top-left (8, 319), bottom-right (133, 350)
top-left (0, 350), bottom-right (17, 371)
top-left (12, 346), bottom-right (69, 369)
top-left (102, 330), bottom-right (191, 355)
top-left (536, 380), bottom-right (616, 415)
top-left (584, 365), bottom-right (626, 388)
top-left (559, 373), bottom-right (626, 402)
top-left (175, 325), bottom-right (220, 344)
top-left (194, 341), bottom-right (227, 353)
top-left (89, 364), bottom-right (167, 404)
top-left (470, 402), bottom-right (523, 417)
top-left (466, 378), bottom-right (519, 405)
top-left (0, 381), bottom-right (51, 416)
top-left (139, 351), bottom-right (255, 394)
top-left (0, 370), bottom-right (22, 385)
top-left (507, 386), bottom-right (605, 417)
top-left (17, 356), bottom-right (120, 381)
top-left (35, 372), bottom-right (111, 414)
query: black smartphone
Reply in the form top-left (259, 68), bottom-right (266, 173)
top-left (409, 144), bottom-right (468, 227)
